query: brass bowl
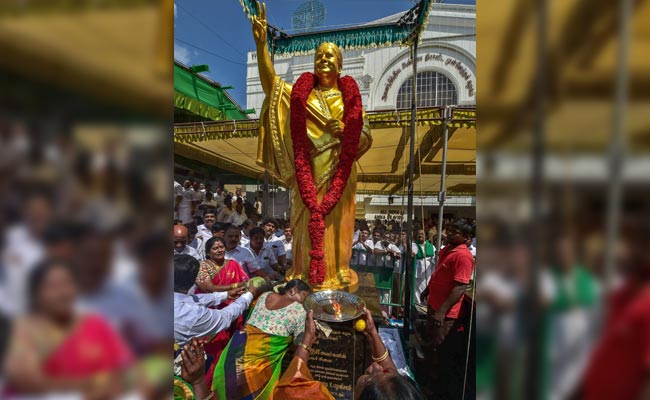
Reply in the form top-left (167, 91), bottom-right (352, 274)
top-left (304, 290), bottom-right (366, 322)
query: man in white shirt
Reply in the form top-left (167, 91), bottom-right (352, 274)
top-left (217, 196), bottom-right (235, 223)
top-left (239, 219), bottom-right (256, 247)
top-left (178, 180), bottom-right (196, 224)
top-left (195, 208), bottom-right (217, 260)
top-left (174, 225), bottom-right (201, 260)
top-left (374, 232), bottom-right (402, 269)
top-left (282, 227), bottom-right (293, 266)
top-left (402, 229), bottom-right (435, 306)
top-left (174, 180), bottom-right (183, 220)
top-left (352, 228), bottom-right (375, 267)
top-left (191, 182), bottom-right (205, 221)
top-left (468, 227), bottom-right (477, 258)
top-left (224, 224), bottom-right (261, 277)
top-left (173, 254), bottom-right (263, 346)
top-left (262, 218), bottom-right (286, 268)
top-left (253, 198), bottom-right (262, 216)
top-left (245, 227), bottom-right (283, 280)
top-left (228, 199), bottom-right (248, 227)
top-left (353, 220), bottom-right (361, 242)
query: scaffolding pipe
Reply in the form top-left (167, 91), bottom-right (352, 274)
top-left (604, 0), bottom-right (630, 289)
top-left (403, 34), bottom-right (418, 339)
top-left (526, 0), bottom-right (547, 398)
top-left (435, 107), bottom-right (449, 262)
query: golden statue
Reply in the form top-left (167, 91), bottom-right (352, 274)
top-left (251, 1), bottom-right (372, 291)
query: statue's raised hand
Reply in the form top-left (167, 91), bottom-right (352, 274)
top-left (251, 0), bottom-right (267, 45)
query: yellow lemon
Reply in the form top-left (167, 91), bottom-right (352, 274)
top-left (354, 319), bottom-right (366, 332)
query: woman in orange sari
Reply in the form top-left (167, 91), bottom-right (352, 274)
top-left (3, 259), bottom-right (133, 398)
top-left (195, 235), bottom-right (250, 387)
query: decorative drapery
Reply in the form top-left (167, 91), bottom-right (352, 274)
top-left (173, 107), bottom-right (477, 143)
top-left (238, 0), bottom-right (433, 57)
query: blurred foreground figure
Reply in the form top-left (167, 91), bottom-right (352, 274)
top-left (582, 221), bottom-right (650, 400)
top-left (4, 260), bottom-right (132, 397)
top-left (0, 189), bottom-right (52, 316)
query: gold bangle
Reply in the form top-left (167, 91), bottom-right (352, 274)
top-left (231, 283), bottom-right (237, 289)
top-left (298, 342), bottom-right (312, 353)
top-left (372, 349), bottom-right (389, 363)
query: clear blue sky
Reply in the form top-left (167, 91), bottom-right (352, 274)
top-left (174, 0), bottom-right (475, 109)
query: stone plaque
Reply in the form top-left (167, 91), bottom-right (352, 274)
top-left (309, 322), bottom-right (368, 400)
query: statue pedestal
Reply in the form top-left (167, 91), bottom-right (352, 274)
top-left (310, 269), bottom-right (359, 293)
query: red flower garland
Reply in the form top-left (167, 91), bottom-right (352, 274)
top-left (290, 72), bottom-right (363, 285)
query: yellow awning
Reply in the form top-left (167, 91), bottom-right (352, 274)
top-left (477, 0), bottom-right (650, 151)
top-left (174, 107), bottom-right (476, 196)
top-left (0, 3), bottom-right (172, 116)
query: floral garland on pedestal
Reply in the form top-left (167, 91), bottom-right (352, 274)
top-left (290, 72), bottom-right (363, 285)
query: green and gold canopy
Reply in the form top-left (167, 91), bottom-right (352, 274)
top-left (174, 107), bottom-right (476, 196)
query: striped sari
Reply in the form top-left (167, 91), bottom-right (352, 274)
top-left (212, 324), bottom-right (293, 400)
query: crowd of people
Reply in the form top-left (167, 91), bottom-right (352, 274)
top-left (0, 119), bottom-right (172, 398)
top-left (475, 214), bottom-right (650, 400)
top-left (172, 178), bottom-right (478, 399)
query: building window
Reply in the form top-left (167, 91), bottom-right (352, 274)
top-left (396, 71), bottom-right (458, 109)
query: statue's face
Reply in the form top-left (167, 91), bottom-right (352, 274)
top-left (314, 43), bottom-right (341, 77)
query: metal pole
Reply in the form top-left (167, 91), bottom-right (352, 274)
top-left (435, 108), bottom-right (449, 263)
top-left (526, 0), bottom-right (547, 398)
top-left (604, 0), bottom-right (630, 289)
top-left (404, 35), bottom-right (418, 338)
top-left (262, 171), bottom-right (270, 218)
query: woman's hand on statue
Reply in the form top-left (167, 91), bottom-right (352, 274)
top-left (251, 0), bottom-right (267, 45)
top-left (327, 118), bottom-right (345, 137)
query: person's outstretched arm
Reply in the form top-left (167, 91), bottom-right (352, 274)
top-left (361, 308), bottom-right (398, 372)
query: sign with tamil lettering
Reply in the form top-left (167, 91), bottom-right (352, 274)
top-left (379, 51), bottom-right (475, 104)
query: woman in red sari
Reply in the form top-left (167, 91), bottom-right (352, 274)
top-left (195, 236), bottom-right (250, 294)
top-left (4, 259), bottom-right (133, 398)
top-left (194, 235), bottom-right (250, 387)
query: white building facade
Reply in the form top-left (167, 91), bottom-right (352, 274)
top-left (246, 3), bottom-right (476, 219)
top-left (247, 3), bottom-right (475, 114)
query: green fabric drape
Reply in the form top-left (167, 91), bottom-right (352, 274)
top-left (271, 25), bottom-right (412, 57)
top-left (174, 64), bottom-right (248, 121)
top-left (239, 0), bottom-right (433, 56)
top-left (174, 92), bottom-right (225, 122)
